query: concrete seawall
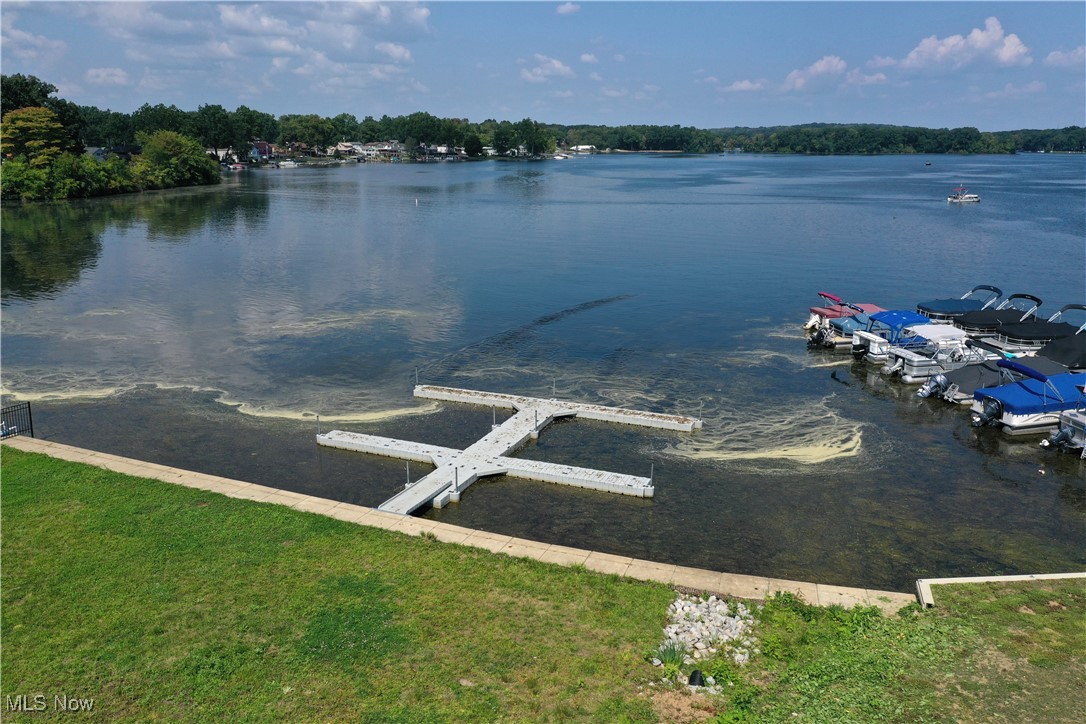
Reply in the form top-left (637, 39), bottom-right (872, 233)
top-left (4, 436), bottom-right (917, 613)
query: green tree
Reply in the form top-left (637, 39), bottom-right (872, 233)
top-left (492, 122), bottom-right (515, 155)
top-left (132, 103), bottom-right (192, 136)
top-left (278, 114), bottom-right (335, 150)
top-left (463, 133), bottom-right (484, 157)
top-left (359, 115), bottom-right (381, 142)
top-left (232, 105), bottom-right (279, 143)
top-left (194, 104), bottom-right (234, 158)
top-left (130, 130), bottom-right (220, 189)
top-left (1, 74), bottom-right (58, 116)
top-left (80, 106), bottom-right (135, 148)
top-left (1, 106), bottom-right (68, 167)
top-left (330, 113), bottom-right (360, 141)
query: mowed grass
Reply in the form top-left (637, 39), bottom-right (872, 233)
top-left (2, 447), bottom-right (1083, 722)
top-left (1, 449), bottom-right (673, 721)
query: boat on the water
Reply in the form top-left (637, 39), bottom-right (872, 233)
top-left (851, 310), bottom-right (931, 364)
top-left (952, 293), bottom-right (1043, 335)
top-left (916, 285), bottom-right (1002, 323)
top-left (948, 185), bottom-right (981, 203)
top-left (919, 333), bottom-right (1086, 404)
top-left (804, 292), bottom-right (883, 346)
top-left (983, 303), bottom-right (1086, 353)
top-left (970, 360), bottom-right (1086, 435)
top-left (880, 324), bottom-right (998, 383)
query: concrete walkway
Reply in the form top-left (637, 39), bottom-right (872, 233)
top-left (2, 436), bottom-right (917, 614)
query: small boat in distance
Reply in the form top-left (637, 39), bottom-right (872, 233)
top-left (948, 185), bottom-right (981, 203)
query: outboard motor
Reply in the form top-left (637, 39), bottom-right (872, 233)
top-left (917, 374), bottom-right (949, 399)
top-left (1041, 425), bottom-right (1075, 451)
top-left (971, 398), bottom-right (1002, 427)
top-left (851, 342), bottom-right (868, 360)
top-left (880, 357), bottom-right (904, 376)
top-left (807, 326), bottom-right (828, 348)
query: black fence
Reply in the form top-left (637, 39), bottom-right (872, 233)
top-left (1, 402), bottom-right (34, 439)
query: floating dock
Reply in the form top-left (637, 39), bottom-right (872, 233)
top-left (317, 385), bottom-right (702, 515)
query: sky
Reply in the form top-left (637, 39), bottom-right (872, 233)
top-left (2, 1), bottom-right (1083, 131)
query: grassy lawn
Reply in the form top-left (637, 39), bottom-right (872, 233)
top-left (2, 447), bottom-right (1083, 722)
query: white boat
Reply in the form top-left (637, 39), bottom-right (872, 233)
top-left (947, 185), bottom-right (981, 203)
top-left (970, 361), bottom-right (1086, 435)
top-left (881, 324), bottom-right (997, 383)
top-left (277, 159), bottom-right (300, 168)
top-left (850, 310), bottom-right (930, 364)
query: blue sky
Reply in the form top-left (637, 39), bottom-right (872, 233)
top-left (2, 2), bottom-right (1083, 131)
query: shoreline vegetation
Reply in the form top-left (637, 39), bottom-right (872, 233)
top-left (2, 73), bottom-right (1084, 202)
top-left (3, 447), bottom-right (1083, 721)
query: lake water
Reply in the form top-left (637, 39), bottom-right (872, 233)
top-left (3, 153), bottom-right (1084, 591)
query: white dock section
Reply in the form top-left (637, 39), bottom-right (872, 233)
top-left (414, 385), bottom-right (703, 432)
top-left (318, 386), bottom-right (702, 515)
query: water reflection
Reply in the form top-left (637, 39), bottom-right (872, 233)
top-left (1, 202), bottom-right (110, 302)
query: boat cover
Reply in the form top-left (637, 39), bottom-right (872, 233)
top-left (917, 285), bottom-right (1002, 317)
top-left (830, 312), bottom-right (879, 334)
top-left (955, 306), bottom-right (1038, 331)
top-left (1038, 334), bottom-right (1086, 370)
top-left (942, 356), bottom-right (1069, 397)
top-left (974, 371), bottom-right (1086, 415)
top-left (995, 320), bottom-right (1080, 342)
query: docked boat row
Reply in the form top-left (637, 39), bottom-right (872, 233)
top-left (804, 285), bottom-right (1086, 456)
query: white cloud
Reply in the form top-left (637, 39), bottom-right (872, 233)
top-left (589, 72), bottom-right (603, 82)
top-left (846, 69), bottom-right (887, 86)
top-left (520, 53), bottom-right (574, 83)
top-left (984, 80), bottom-right (1045, 100)
top-left (551, 89), bottom-right (575, 98)
top-left (868, 56), bottom-right (897, 69)
top-left (783, 55), bottom-right (847, 91)
top-left (580, 53), bottom-right (597, 63)
top-left (557, 3), bottom-right (580, 15)
top-left (601, 87), bottom-right (627, 98)
top-left (613, 54), bottom-right (625, 62)
top-left (722, 79), bottom-right (766, 93)
top-left (1, 12), bottom-right (67, 62)
top-left (900, 17), bottom-right (1031, 70)
top-left (85, 67), bottom-right (130, 86)
top-left (218, 5), bottom-right (296, 37)
top-left (1044, 46), bottom-right (1085, 68)
top-left (376, 42), bottom-right (411, 62)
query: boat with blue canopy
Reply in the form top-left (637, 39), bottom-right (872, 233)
top-left (970, 360), bottom-right (1086, 435)
top-left (851, 309), bottom-right (931, 364)
top-left (917, 333), bottom-right (1086, 404)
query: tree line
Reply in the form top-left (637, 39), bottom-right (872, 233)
top-left (2, 72), bottom-right (1083, 201)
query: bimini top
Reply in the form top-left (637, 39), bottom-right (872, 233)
top-left (973, 364), bottom-right (1086, 415)
top-left (917, 284), bottom-right (1002, 318)
top-left (868, 309), bottom-right (930, 331)
top-left (954, 293), bottom-right (1043, 332)
top-left (809, 292), bottom-right (883, 320)
top-left (1037, 332), bottom-right (1086, 371)
top-left (996, 304), bottom-right (1086, 343)
top-left (898, 324), bottom-right (968, 344)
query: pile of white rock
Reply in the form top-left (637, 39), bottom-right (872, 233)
top-left (652, 594), bottom-right (759, 668)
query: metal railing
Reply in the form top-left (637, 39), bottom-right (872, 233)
top-left (1, 402), bottom-right (34, 439)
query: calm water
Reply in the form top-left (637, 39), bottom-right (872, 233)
top-left (3, 153), bottom-right (1084, 591)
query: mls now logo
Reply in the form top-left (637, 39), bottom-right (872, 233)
top-left (6, 694), bottom-right (95, 712)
